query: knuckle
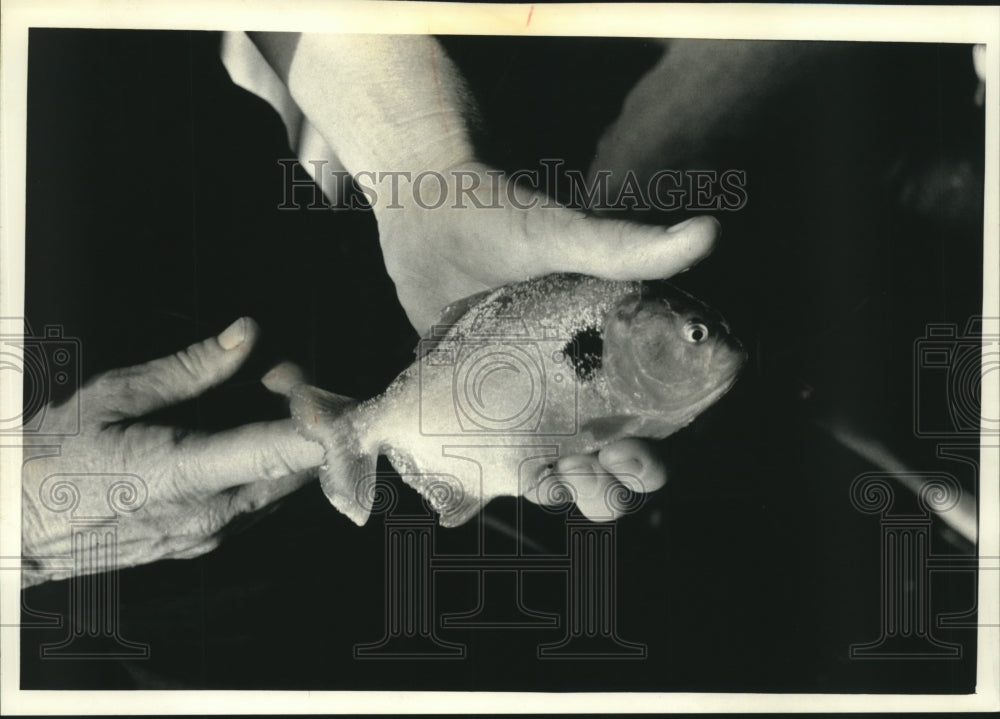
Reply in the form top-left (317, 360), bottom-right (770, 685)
top-left (238, 489), bottom-right (263, 515)
top-left (254, 444), bottom-right (295, 482)
top-left (172, 344), bottom-right (211, 383)
top-left (199, 505), bottom-right (229, 536)
top-left (170, 426), bottom-right (192, 445)
top-left (83, 366), bottom-right (127, 398)
top-left (225, 485), bottom-right (252, 515)
top-left (83, 366), bottom-right (151, 418)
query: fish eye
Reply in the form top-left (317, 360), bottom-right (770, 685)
top-left (684, 321), bottom-right (709, 344)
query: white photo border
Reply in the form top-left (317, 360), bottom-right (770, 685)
top-left (1, 1), bottom-right (998, 714)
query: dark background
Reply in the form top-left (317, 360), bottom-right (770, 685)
top-left (21, 29), bottom-right (984, 692)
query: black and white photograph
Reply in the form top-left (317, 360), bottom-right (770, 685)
top-left (1, 1), bottom-right (998, 713)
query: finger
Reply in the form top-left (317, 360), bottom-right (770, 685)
top-left (161, 471), bottom-right (315, 561)
top-left (553, 454), bottom-right (624, 522)
top-left (164, 537), bottom-right (221, 561)
top-left (91, 317), bottom-right (260, 420)
top-left (261, 360), bottom-right (309, 397)
top-left (198, 470), bottom-right (316, 547)
top-left (524, 469), bottom-right (572, 507)
top-left (226, 469), bottom-right (315, 514)
top-left (597, 438), bottom-right (668, 494)
top-left (177, 419), bottom-right (324, 492)
top-left (543, 214), bottom-right (719, 281)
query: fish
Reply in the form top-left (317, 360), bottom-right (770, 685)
top-left (290, 273), bottom-right (746, 527)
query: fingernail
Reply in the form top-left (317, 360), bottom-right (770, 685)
top-left (605, 458), bottom-right (643, 478)
top-left (218, 318), bottom-right (246, 350)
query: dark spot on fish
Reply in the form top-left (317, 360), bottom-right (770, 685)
top-left (564, 327), bottom-right (603, 381)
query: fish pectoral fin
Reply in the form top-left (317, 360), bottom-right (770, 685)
top-left (438, 493), bottom-right (492, 529)
top-left (395, 471), bottom-right (490, 528)
top-left (414, 288), bottom-right (492, 360)
top-left (289, 385), bottom-right (375, 527)
top-left (396, 472), bottom-right (494, 528)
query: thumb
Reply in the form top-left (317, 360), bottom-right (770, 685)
top-left (548, 215), bottom-right (719, 281)
top-left (88, 317), bottom-right (260, 421)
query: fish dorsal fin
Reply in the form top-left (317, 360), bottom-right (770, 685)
top-left (415, 288), bottom-right (493, 360)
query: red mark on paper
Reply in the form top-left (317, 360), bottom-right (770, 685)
top-left (526, 4), bottom-right (534, 27)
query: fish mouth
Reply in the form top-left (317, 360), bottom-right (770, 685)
top-left (700, 367), bottom-right (742, 407)
top-left (696, 341), bottom-right (748, 408)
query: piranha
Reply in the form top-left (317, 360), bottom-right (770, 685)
top-left (290, 273), bottom-right (746, 527)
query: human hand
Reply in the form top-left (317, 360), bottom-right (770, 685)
top-left (248, 33), bottom-right (719, 521)
top-left (519, 439), bottom-right (669, 522)
top-left (371, 162), bottom-right (719, 337)
top-left (20, 318), bottom-right (323, 587)
top-left (246, 34), bottom-right (716, 329)
top-left (368, 164), bottom-right (715, 521)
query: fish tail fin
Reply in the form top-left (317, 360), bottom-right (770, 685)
top-left (290, 385), bottom-right (376, 527)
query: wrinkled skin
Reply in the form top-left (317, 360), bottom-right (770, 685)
top-left (20, 319), bottom-right (323, 587)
